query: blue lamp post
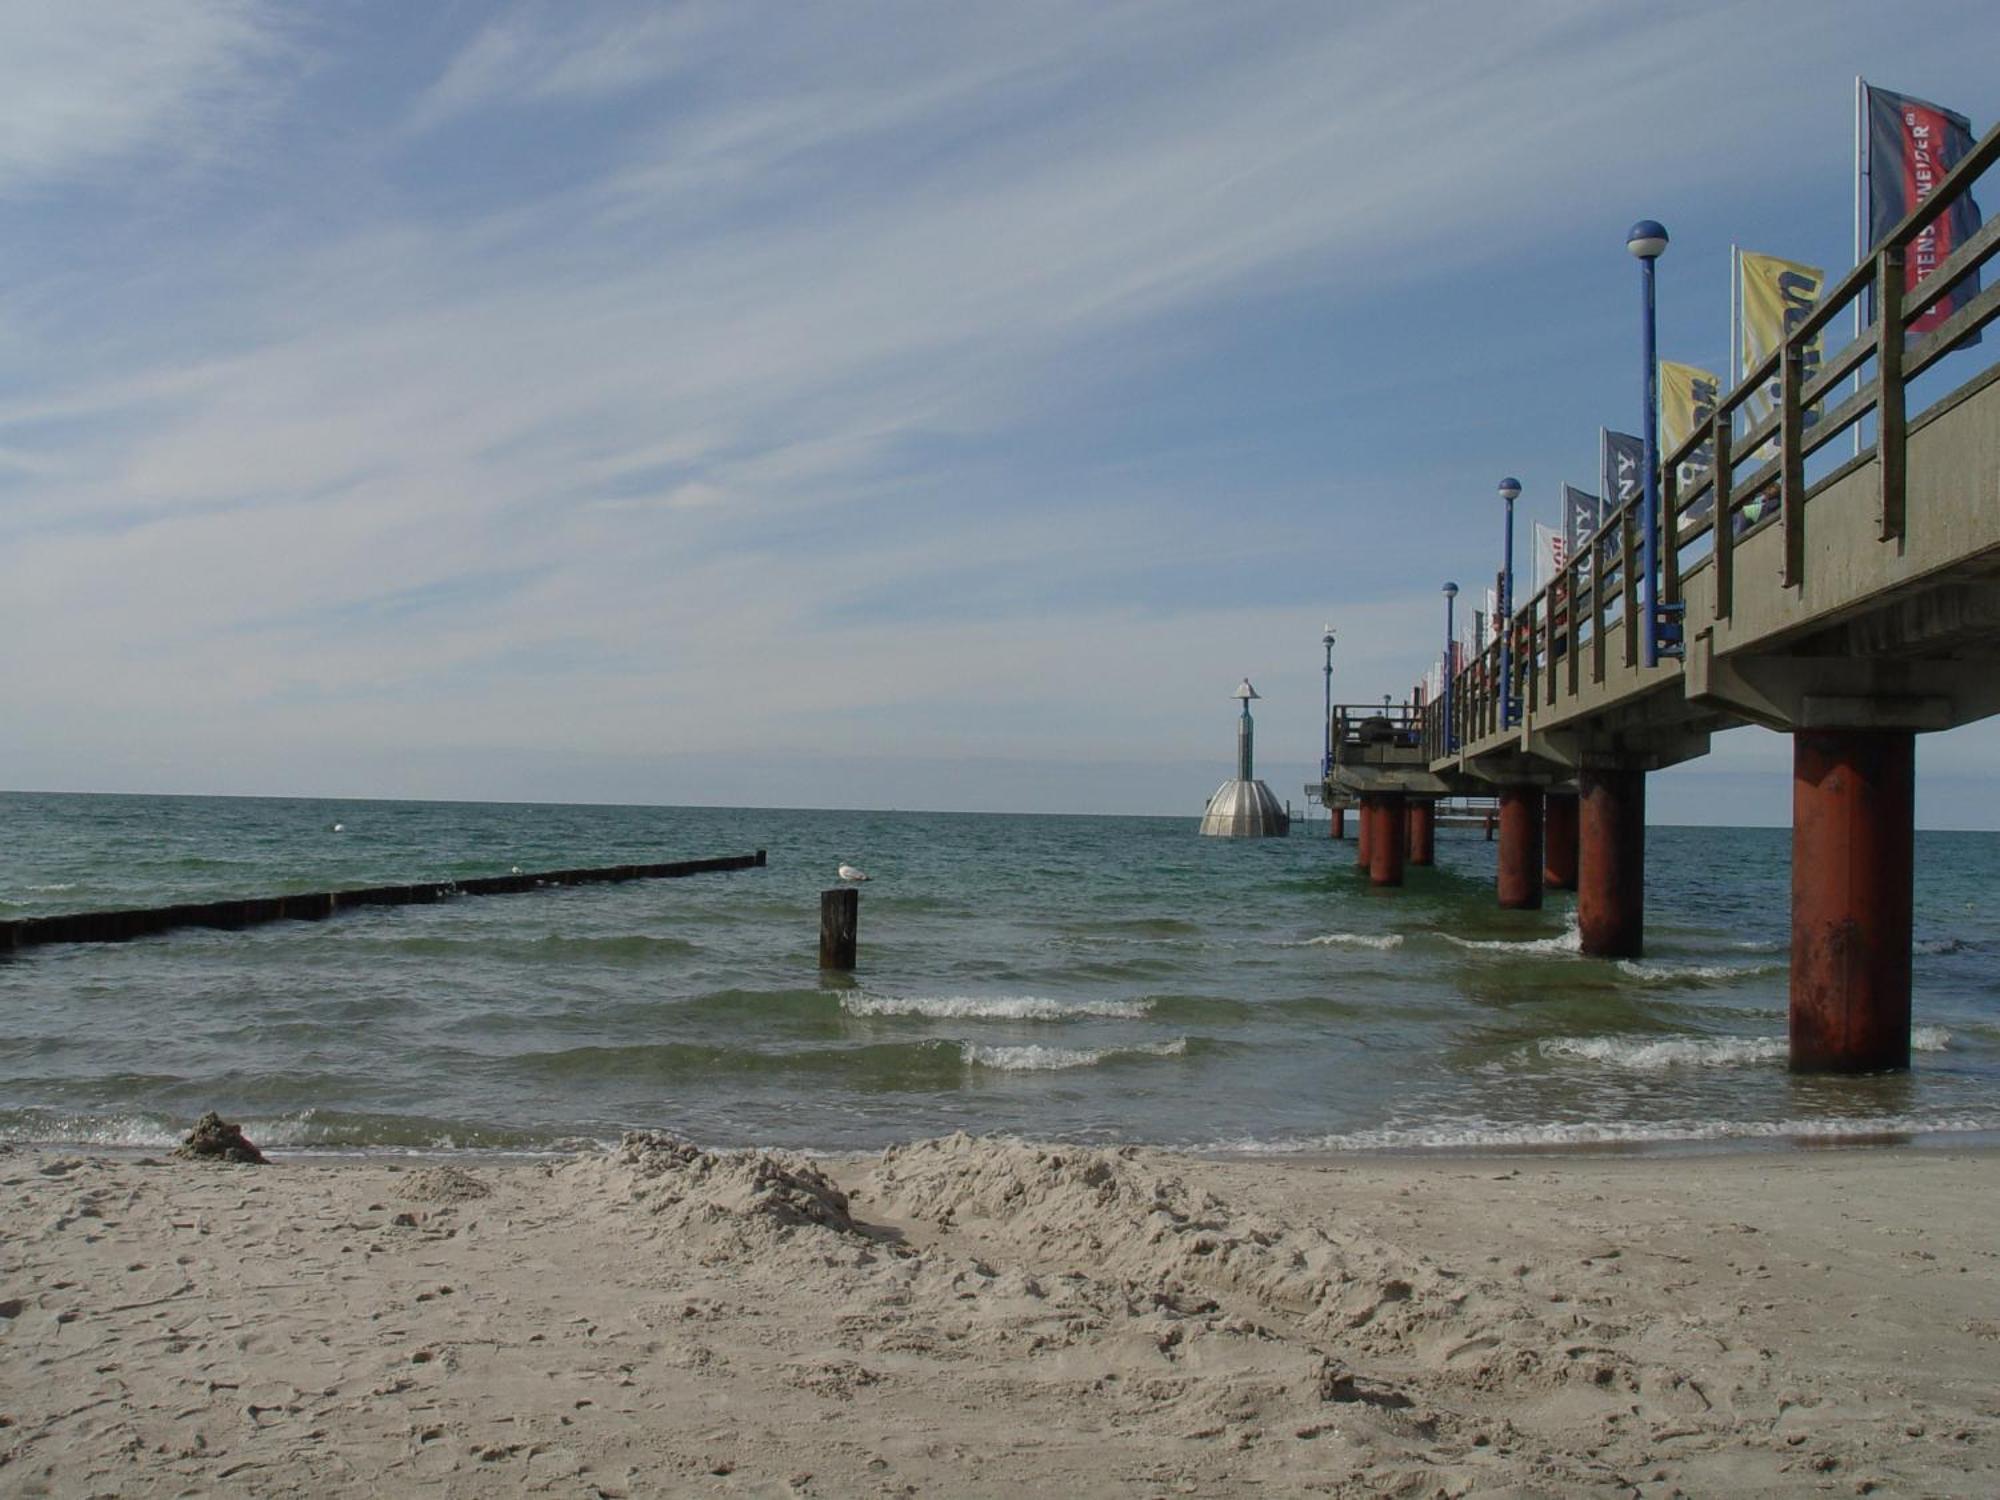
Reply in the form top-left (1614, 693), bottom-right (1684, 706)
top-left (1497, 476), bottom-right (1521, 726)
top-left (1627, 219), bottom-right (1669, 668)
top-left (1442, 582), bottom-right (1459, 751)
top-left (1320, 624), bottom-right (1336, 777)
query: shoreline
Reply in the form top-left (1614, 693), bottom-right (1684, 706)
top-left (5, 1134), bottom-right (1997, 1495)
top-left (12, 1116), bottom-right (2000, 1169)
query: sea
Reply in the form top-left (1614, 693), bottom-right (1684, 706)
top-left (3, 790), bottom-right (1997, 1158)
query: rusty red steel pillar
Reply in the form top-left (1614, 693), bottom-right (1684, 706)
top-left (1577, 768), bottom-right (1644, 958)
top-left (1543, 791), bottom-right (1579, 892)
top-left (1495, 787), bottom-right (1543, 910)
top-left (1330, 805), bottom-right (1345, 840)
top-left (1369, 791), bottom-right (1407, 888)
top-left (1355, 796), bottom-right (1373, 869)
top-left (1406, 799), bottom-right (1436, 867)
top-left (1791, 730), bottom-right (1914, 1073)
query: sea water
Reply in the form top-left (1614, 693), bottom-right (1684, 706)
top-left (3, 791), bottom-right (1997, 1156)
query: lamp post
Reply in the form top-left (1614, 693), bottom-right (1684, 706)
top-left (1627, 219), bottom-right (1669, 669)
top-left (1320, 624), bottom-right (1336, 778)
top-left (1497, 476), bottom-right (1521, 726)
top-left (1442, 582), bottom-right (1459, 752)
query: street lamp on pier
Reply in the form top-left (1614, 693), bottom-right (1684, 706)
top-left (1442, 582), bottom-right (1459, 751)
top-left (1320, 624), bottom-right (1337, 778)
top-left (1627, 219), bottom-right (1670, 668)
top-left (1496, 476), bottom-right (1521, 726)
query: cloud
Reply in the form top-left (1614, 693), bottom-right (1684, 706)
top-left (0, 0), bottom-right (281, 196)
top-left (2, 1), bottom-right (1995, 810)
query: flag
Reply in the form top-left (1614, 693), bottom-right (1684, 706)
top-left (1659, 361), bottom-right (1720, 524)
top-left (1602, 429), bottom-right (1644, 510)
top-left (1532, 522), bottom-right (1565, 593)
top-left (1562, 483), bottom-right (1601, 576)
top-left (1600, 430), bottom-right (1644, 571)
top-left (1740, 250), bottom-right (1824, 458)
top-left (1864, 82), bottom-right (1982, 343)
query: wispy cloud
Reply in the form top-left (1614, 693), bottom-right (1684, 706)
top-left (0, 0), bottom-right (282, 196)
top-left (2, 0), bottom-right (1994, 811)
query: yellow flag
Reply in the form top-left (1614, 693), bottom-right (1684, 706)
top-left (1659, 360), bottom-right (1720, 522)
top-left (1739, 250), bottom-right (1824, 454)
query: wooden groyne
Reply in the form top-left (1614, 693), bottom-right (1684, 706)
top-left (0, 851), bottom-right (767, 952)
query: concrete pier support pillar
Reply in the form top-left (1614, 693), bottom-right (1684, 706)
top-left (1543, 792), bottom-right (1579, 892)
top-left (1369, 791), bottom-right (1407, 887)
top-left (1406, 800), bottom-right (1436, 867)
top-left (1577, 768), bottom-right (1644, 958)
top-left (1330, 805), bottom-right (1345, 840)
top-left (1355, 797), bottom-right (1373, 869)
top-left (1495, 787), bottom-right (1543, 910)
top-left (1791, 730), bottom-right (1914, 1073)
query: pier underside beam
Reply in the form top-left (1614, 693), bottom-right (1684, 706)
top-left (1406, 800), bottom-right (1436, 867)
top-left (1496, 787), bottom-right (1543, 910)
top-left (1791, 729), bottom-right (1914, 1073)
top-left (1544, 792), bottom-right (1579, 892)
top-left (1577, 768), bottom-right (1645, 958)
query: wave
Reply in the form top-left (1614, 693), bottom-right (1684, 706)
top-left (1210, 1110), bottom-right (2000, 1155)
top-left (1436, 918), bottom-right (1581, 956)
top-left (1615, 958), bottom-right (1785, 985)
top-left (1541, 1035), bottom-right (1787, 1069)
top-left (1293, 932), bottom-right (1404, 951)
top-left (0, 1107), bottom-right (569, 1155)
top-left (963, 1038), bottom-right (1188, 1072)
top-left (507, 1035), bottom-right (1198, 1084)
top-left (1542, 1027), bottom-right (1950, 1071)
top-left (843, 994), bottom-right (1152, 1021)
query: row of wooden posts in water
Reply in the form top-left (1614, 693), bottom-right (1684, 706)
top-left (0, 852), bottom-right (767, 951)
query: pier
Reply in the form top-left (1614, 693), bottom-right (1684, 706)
top-left (1327, 121), bottom-right (2000, 1075)
top-left (0, 851), bottom-right (767, 952)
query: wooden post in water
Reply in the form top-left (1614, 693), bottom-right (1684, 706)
top-left (820, 888), bottom-right (858, 970)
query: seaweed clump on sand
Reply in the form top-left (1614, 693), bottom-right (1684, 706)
top-left (176, 1112), bottom-right (268, 1165)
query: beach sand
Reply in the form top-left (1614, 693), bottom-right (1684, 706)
top-left (2, 1136), bottom-right (1996, 1497)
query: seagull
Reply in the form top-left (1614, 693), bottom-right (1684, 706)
top-left (837, 863), bottom-right (870, 882)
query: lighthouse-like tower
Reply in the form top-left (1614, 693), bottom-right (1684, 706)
top-left (1198, 680), bottom-right (1291, 837)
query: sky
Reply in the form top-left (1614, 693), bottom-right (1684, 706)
top-left (1, 0), bottom-right (1995, 825)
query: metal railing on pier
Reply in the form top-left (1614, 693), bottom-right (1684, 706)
top-left (1426, 120), bottom-right (2000, 763)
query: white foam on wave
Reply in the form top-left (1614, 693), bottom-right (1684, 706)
top-left (1438, 919), bottom-right (1582, 956)
top-left (1542, 1034), bottom-right (1787, 1069)
top-left (1294, 932), bottom-right (1404, 951)
top-left (1211, 1111), bottom-right (2000, 1155)
top-left (1616, 958), bottom-right (1785, 984)
top-left (963, 1038), bottom-right (1188, 1071)
top-left (846, 994), bottom-right (1152, 1021)
top-left (26, 882), bottom-right (77, 893)
top-left (0, 1114), bottom-right (181, 1148)
top-left (1544, 1027), bottom-right (1950, 1070)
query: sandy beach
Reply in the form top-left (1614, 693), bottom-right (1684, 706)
top-left (3, 1135), bottom-right (1997, 1497)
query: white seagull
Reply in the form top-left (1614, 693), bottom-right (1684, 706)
top-left (837, 863), bottom-right (870, 882)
